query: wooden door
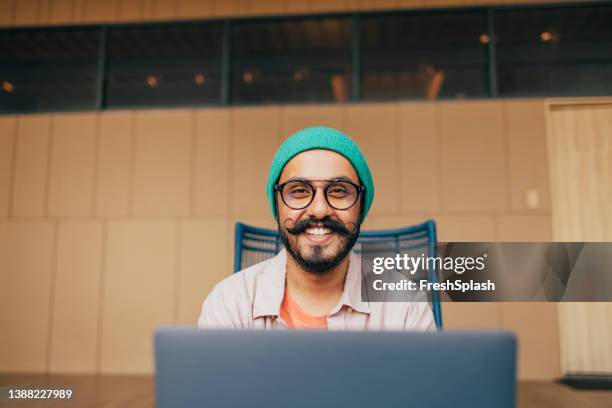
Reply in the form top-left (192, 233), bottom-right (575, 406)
top-left (546, 98), bottom-right (612, 374)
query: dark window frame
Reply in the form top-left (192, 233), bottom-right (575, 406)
top-left (0, 1), bottom-right (610, 114)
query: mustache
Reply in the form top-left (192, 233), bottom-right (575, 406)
top-left (284, 216), bottom-right (353, 236)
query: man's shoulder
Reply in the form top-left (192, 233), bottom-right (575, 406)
top-left (198, 256), bottom-right (279, 328)
top-left (210, 256), bottom-right (277, 299)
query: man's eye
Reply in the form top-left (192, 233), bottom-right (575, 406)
top-left (290, 188), bottom-right (309, 195)
top-left (328, 186), bottom-right (348, 195)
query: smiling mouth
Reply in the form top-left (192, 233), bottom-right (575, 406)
top-left (305, 226), bottom-right (333, 237)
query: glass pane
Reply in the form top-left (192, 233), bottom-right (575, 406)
top-left (360, 11), bottom-right (489, 100)
top-left (0, 28), bottom-right (100, 113)
top-left (106, 23), bottom-right (223, 108)
top-left (231, 17), bottom-right (352, 103)
top-left (496, 5), bottom-right (612, 97)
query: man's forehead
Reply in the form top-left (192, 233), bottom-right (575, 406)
top-left (278, 149), bottom-right (359, 182)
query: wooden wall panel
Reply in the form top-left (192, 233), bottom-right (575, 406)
top-left (505, 100), bottom-right (551, 211)
top-left (37, 0), bottom-right (51, 21)
top-left (48, 114), bottom-right (97, 217)
top-left (373, 0), bottom-right (401, 10)
top-left (362, 213), bottom-right (433, 230)
top-left (398, 102), bottom-right (438, 213)
top-left (0, 117), bottom-right (16, 217)
top-left (0, 222), bottom-right (55, 372)
top-left (0, 0), bottom-right (16, 26)
top-left (213, 0), bottom-right (241, 17)
top-left (151, 0), bottom-right (177, 19)
top-left (96, 112), bottom-right (133, 217)
top-left (500, 303), bottom-right (561, 380)
top-left (100, 221), bottom-right (177, 373)
top-left (80, 0), bottom-right (118, 23)
top-left (496, 215), bottom-right (552, 242)
top-left (443, 303), bottom-right (501, 329)
top-left (12, 115), bottom-right (51, 217)
top-left (228, 214), bottom-right (277, 236)
top-left (5, 0), bottom-right (586, 26)
top-left (436, 215), bottom-right (496, 241)
top-left (13, 0), bottom-right (40, 25)
top-left (117, 0), bottom-right (145, 21)
top-left (246, 0), bottom-right (286, 15)
top-left (438, 101), bottom-right (507, 213)
top-left (49, 221), bottom-right (103, 373)
top-left (316, 0), bottom-right (349, 13)
top-left (176, 0), bottom-right (213, 18)
top-left (177, 218), bottom-right (229, 324)
top-left (279, 105), bottom-right (345, 142)
top-left (132, 110), bottom-right (192, 216)
top-left (193, 109), bottom-right (231, 216)
top-left (230, 107), bottom-right (280, 216)
top-left (47, 0), bottom-right (74, 24)
top-left (286, 0), bottom-right (314, 14)
top-left (346, 104), bottom-right (400, 216)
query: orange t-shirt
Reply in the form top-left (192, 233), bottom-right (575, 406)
top-left (280, 292), bottom-right (328, 329)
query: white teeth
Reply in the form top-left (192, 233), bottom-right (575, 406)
top-left (306, 227), bottom-right (331, 236)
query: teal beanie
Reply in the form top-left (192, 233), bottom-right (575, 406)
top-left (266, 126), bottom-right (374, 222)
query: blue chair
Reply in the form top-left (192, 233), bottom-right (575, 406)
top-left (234, 220), bottom-right (442, 329)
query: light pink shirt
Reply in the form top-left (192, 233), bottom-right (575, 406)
top-left (198, 249), bottom-right (435, 331)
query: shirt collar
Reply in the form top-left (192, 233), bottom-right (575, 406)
top-left (339, 250), bottom-right (371, 314)
top-left (252, 249), bottom-right (370, 319)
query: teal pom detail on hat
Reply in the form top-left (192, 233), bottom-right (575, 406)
top-left (266, 126), bottom-right (374, 222)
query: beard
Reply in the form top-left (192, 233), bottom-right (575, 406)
top-left (279, 215), bottom-right (360, 275)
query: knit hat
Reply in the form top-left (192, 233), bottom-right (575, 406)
top-left (266, 126), bottom-right (374, 222)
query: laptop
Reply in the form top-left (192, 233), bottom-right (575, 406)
top-left (155, 328), bottom-right (516, 408)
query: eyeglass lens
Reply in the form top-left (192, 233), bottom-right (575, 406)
top-left (281, 180), bottom-right (358, 210)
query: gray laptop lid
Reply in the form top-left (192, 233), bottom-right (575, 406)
top-left (155, 328), bottom-right (516, 408)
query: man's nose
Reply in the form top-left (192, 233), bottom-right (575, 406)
top-left (306, 188), bottom-right (333, 219)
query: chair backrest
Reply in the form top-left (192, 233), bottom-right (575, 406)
top-left (234, 220), bottom-right (442, 329)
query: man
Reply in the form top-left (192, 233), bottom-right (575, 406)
top-left (198, 126), bottom-right (434, 330)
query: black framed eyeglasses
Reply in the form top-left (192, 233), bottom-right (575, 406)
top-left (273, 179), bottom-right (364, 211)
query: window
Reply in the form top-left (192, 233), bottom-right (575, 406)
top-left (1, 4), bottom-right (612, 114)
top-left (496, 5), bottom-right (612, 97)
top-left (230, 17), bottom-right (352, 103)
top-left (0, 28), bottom-right (100, 113)
top-left (105, 23), bottom-right (223, 108)
top-left (360, 11), bottom-right (489, 100)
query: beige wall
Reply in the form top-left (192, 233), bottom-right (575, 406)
top-left (0, 0), bottom-right (582, 27)
top-left (0, 100), bottom-right (560, 379)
